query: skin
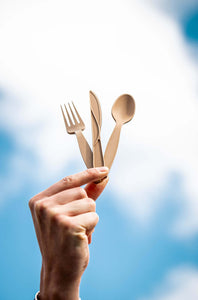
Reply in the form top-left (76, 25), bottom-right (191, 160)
top-left (29, 167), bottom-right (109, 300)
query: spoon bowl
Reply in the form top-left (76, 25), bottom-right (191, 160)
top-left (112, 94), bottom-right (135, 125)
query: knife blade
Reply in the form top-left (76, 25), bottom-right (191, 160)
top-left (90, 91), bottom-right (104, 167)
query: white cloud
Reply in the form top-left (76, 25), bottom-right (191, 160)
top-left (141, 266), bottom-right (198, 300)
top-left (0, 0), bottom-right (198, 237)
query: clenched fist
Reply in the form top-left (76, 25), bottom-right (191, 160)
top-left (29, 167), bottom-right (109, 300)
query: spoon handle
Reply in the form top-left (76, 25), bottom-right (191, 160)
top-left (104, 123), bottom-right (122, 169)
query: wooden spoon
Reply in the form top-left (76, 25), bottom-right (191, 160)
top-left (104, 94), bottom-right (135, 169)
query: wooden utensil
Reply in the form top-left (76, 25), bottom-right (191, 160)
top-left (90, 91), bottom-right (104, 167)
top-left (104, 94), bottom-right (135, 169)
top-left (61, 102), bottom-right (93, 169)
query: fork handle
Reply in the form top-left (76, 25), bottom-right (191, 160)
top-left (75, 130), bottom-right (93, 169)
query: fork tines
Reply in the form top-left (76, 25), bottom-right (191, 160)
top-left (60, 102), bottom-right (85, 133)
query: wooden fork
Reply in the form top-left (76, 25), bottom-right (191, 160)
top-left (61, 102), bottom-right (93, 169)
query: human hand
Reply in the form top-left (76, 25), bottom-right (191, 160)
top-left (29, 167), bottom-right (109, 300)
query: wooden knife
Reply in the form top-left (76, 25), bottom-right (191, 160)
top-left (90, 91), bottom-right (104, 167)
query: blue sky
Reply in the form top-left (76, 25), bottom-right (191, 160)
top-left (0, 1), bottom-right (198, 299)
top-left (184, 11), bottom-right (198, 43)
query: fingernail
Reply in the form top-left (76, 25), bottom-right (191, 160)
top-left (94, 176), bottom-right (108, 184)
top-left (97, 167), bottom-right (109, 173)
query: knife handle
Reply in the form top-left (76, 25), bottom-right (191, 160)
top-left (104, 123), bottom-right (122, 169)
top-left (75, 130), bottom-right (93, 169)
top-left (93, 139), bottom-right (104, 167)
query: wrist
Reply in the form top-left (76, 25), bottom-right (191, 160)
top-left (40, 264), bottom-right (81, 300)
top-left (40, 280), bottom-right (80, 300)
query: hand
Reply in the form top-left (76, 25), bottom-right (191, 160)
top-left (29, 167), bottom-right (109, 300)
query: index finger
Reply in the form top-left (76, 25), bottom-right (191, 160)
top-left (38, 167), bottom-right (109, 198)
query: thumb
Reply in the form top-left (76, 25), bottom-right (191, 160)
top-left (85, 176), bottom-right (109, 201)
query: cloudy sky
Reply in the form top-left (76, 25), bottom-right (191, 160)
top-left (0, 0), bottom-right (198, 299)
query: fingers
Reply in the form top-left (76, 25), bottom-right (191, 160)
top-left (40, 167), bottom-right (109, 198)
top-left (73, 212), bottom-right (99, 235)
top-left (29, 187), bottom-right (87, 212)
top-left (85, 176), bottom-right (109, 200)
top-left (52, 198), bottom-right (96, 217)
top-left (52, 187), bottom-right (87, 205)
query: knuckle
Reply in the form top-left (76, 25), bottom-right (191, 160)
top-left (62, 175), bottom-right (73, 185)
top-left (50, 211), bottom-right (71, 230)
top-left (28, 195), bottom-right (39, 209)
top-left (34, 200), bottom-right (48, 216)
top-left (95, 213), bottom-right (99, 223)
top-left (86, 168), bottom-right (97, 177)
top-left (77, 187), bottom-right (87, 198)
top-left (62, 217), bottom-right (75, 232)
top-left (86, 198), bottom-right (96, 210)
top-left (92, 212), bottom-right (99, 224)
top-left (51, 211), bottom-right (61, 223)
top-left (66, 218), bottom-right (76, 230)
top-left (29, 194), bottom-right (43, 209)
top-left (28, 198), bottom-right (35, 209)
